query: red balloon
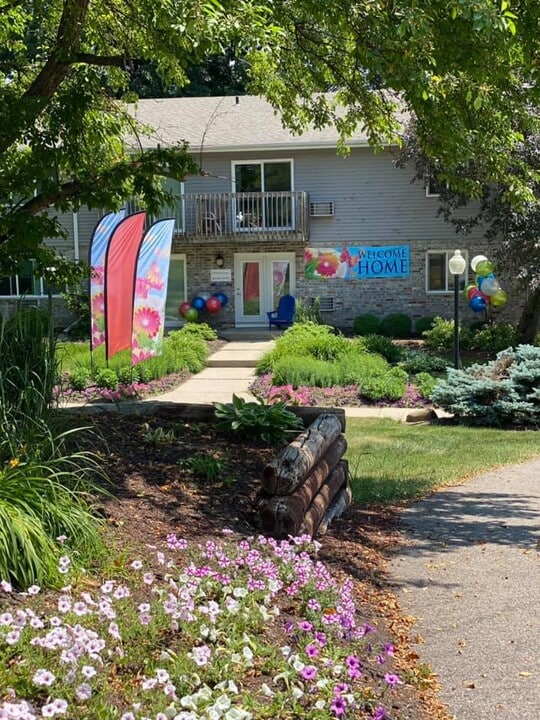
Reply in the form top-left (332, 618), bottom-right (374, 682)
top-left (205, 297), bottom-right (222, 314)
top-left (468, 287), bottom-right (480, 300)
top-left (179, 302), bottom-right (191, 317)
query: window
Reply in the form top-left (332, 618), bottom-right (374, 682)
top-left (232, 160), bottom-right (293, 229)
top-left (164, 253), bottom-right (187, 325)
top-left (0, 261), bottom-right (63, 298)
top-left (426, 250), bottom-right (468, 293)
top-left (128, 179), bottom-right (185, 232)
top-left (425, 172), bottom-right (446, 197)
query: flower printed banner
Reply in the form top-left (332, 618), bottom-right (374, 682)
top-left (131, 218), bottom-right (175, 366)
top-left (305, 245), bottom-right (410, 279)
top-left (105, 212), bottom-right (147, 359)
top-left (88, 210), bottom-right (126, 350)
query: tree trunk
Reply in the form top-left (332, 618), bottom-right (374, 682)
top-left (262, 413), bottom-right (344, 495)
top-left (317, 482), bottom-right (353, 537)
top-left (259, 437), bottom-right (347, 536)
top-left (299, 461), bottom-right (349, 538)
top-left (517, 286), bottom-right (540, 343)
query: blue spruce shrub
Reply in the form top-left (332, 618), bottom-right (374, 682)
top-left (431, 344), bottom-right (540, 426)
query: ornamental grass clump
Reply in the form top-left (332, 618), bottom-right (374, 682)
top-left (0, 534), bottom-right (403, 720)
top-left (431, 344), bottom-right (540, 426)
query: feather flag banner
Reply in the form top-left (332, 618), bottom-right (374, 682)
top-left (131, 218), bottom-right (175, 366)
top-left (88, 210), bottom-right (126, 350)
top-left (104, 212), bottom-right (146, 359)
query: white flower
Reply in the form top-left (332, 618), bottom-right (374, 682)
top-left (27, 585), bottom-right (40, 595)
top-left (232, 587), bottom-right (247, 598)
top-left (281, 645), bottom-right (291, 657)
top-left (314, 700), bottom-right (326, 709)
top-left (223, 709), bottom-right (251, 720)
top-left (0, 580), bottom-right (13, 592)
top-left (214, 694), bottom-right (231, 711)
top-left (33, 669), bottom-right (56, 687)
top-left (260, 683), bottom-right (274, 697)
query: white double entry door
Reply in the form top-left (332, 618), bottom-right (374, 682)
top-left (234, 252), bottom-right (296, 326)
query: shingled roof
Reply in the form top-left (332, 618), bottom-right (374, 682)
top-left (127, 94), bottom-right (378, 153)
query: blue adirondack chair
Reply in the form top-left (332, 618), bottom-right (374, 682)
top-left (267, 294), bottom-right (296, 330)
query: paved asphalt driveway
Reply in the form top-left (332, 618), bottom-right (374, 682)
top-left (388, 457), bottom-right (540, 720)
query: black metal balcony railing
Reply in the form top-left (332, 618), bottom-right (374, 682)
top-left (151, 191), bottom-right (309, 241)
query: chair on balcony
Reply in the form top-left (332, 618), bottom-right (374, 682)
top-left (267, 294), bottom-right (296, 330)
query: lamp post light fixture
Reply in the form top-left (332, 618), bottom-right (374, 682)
top-left (448, 249), bottom-right (467, 369)
top-left (215, 254), bottom-right (224, 268)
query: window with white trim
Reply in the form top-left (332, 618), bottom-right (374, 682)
top-left (426, 250), bottom-right (469, 293)
top-left (164, 253), bottom-right (187, 325)
top-left (425, 172), bottom-right (446, 197)
top-left (0, 260), bottom-right (63, 298)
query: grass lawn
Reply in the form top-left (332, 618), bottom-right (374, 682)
top-left (346, 418), bottom-right (540, 504)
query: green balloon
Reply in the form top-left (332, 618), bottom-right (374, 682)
top-left (491, 290), bottom-right (507, 307)
top-left (183, 307), bottom-right (199, 322)
top-left (476, 259), bottom-right (494, 277)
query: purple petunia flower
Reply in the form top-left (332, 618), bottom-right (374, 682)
top-left (331, 695), bottom-right (347, 717)
top-left (384, 672), bottom-right (402, 686)
top-left (300, 665), bottom-right (317, 681)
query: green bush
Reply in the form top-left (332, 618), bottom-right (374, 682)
top-left (360, 366), bottom-right (408, 401)
top-left (116, 366), bottom-right (139, 385)
top-left (94, 368), bottom-right (119, 389)
top-left (470, 323), bottom-right (518, 353)
top-left (422, 316), bottom-right (473, 350)
top-left (431, 344), bottom-right (540, 426)
top-left (414, 316), bottom-right (436, 335)
top-left (400, 350), bottom-right (450, 374)
top-left (413, 372), bottom-right (438, 399)
top-left (214, 395), bottom-right (303, 445)
top-left (363, 334), bottom-right (403, 364)
top-left (295, 297), bottom-right (322, 324)
top-left (0, 307), bottom-right (56, 419)
top-left (352, 313), bottom-right (381, 336)
top-left (272, 356), bottom-right (344, 388)
top-left (68, 367), bottom-right (92, 391)
top-left (379, 313), bottom-right (412, 338)
top-left (0, 416), bottom-right (105, 588)
top-left (256, 323), bottom-right (350, 374)
top-left (178, 322), bottom-right (218, 341)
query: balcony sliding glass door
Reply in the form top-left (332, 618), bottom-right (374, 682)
top-left (233, 161), bottom-right (293, 230)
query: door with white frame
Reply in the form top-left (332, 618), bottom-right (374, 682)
top-left (234, 252), bottom-right (296, 326)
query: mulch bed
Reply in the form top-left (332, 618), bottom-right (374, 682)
top-left (64, 411), bottom-right (452, 720)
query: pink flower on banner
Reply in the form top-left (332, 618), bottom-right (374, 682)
top-left (316, 253), bottom-right (339, 277)
top-left (147, 262), bottom-right (164, 291)
top-left (133, 307), bottom-right (161, 337)
top-left (135, 278), bottom-right (152, 299)
top-left (132, 348), bottom-right (154, 364)
top-left (91, 293), bottom-right (105, 316)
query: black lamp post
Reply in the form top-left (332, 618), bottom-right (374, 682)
top-left (448, 250), bottom-right (467, 369)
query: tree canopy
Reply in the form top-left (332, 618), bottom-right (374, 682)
top-left (1, 0), bottom-right (539, 278)
top-left (397, 126), bottom-right (540, 341)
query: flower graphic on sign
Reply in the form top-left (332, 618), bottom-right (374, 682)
top-left (133, 307), bottom-right (161, 338)
top-left (316, 252), bottom-right (339, 277)
top-left (147, 262), bottom-right (164, 291)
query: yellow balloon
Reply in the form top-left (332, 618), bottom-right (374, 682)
top-left (491, 290), bottom-right (507, 307)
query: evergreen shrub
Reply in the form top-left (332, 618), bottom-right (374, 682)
top-left (363, 334), bottom-right (403, 364)
top-left (414, 316), bottom-right (436, 335)
top-left (431, 344), bottom-right (540, 426)
top-left (352, 313), bottom-right (381, 336)
top-left (400, 350), bottom-right (450, 374)
top-left (470, 323), bottom-right (518, 353)
top-left (380, 313), bottom-right (412, 338)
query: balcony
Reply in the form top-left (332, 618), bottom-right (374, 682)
top-left (174, 191), bottom-right (309, 242)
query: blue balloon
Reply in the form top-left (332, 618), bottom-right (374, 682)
top-left (191, 296), bottom-right (206, 311)
top-left (213, 292), bottom-right (228, 307)
top-left (469, 295), bottom-right (487, 312)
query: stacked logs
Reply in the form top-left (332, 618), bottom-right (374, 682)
top-left (258, 413), bottom-right (351, 539)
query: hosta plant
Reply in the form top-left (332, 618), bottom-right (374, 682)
top-left (214, 395), bottom-right (303, 445)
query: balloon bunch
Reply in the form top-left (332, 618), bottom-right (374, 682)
top-left (179, 292), bottom-right (228, 322)
top-left (465, 255), bottom-right (507, 313)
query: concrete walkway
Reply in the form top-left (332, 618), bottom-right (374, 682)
top-left (145, 337), bottom-right (418, 420)
top-left (388, 458), bottom-right (540, 720)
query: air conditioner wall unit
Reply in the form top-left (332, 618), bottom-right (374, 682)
top-left (309, 201), bottom-right (335, 217)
